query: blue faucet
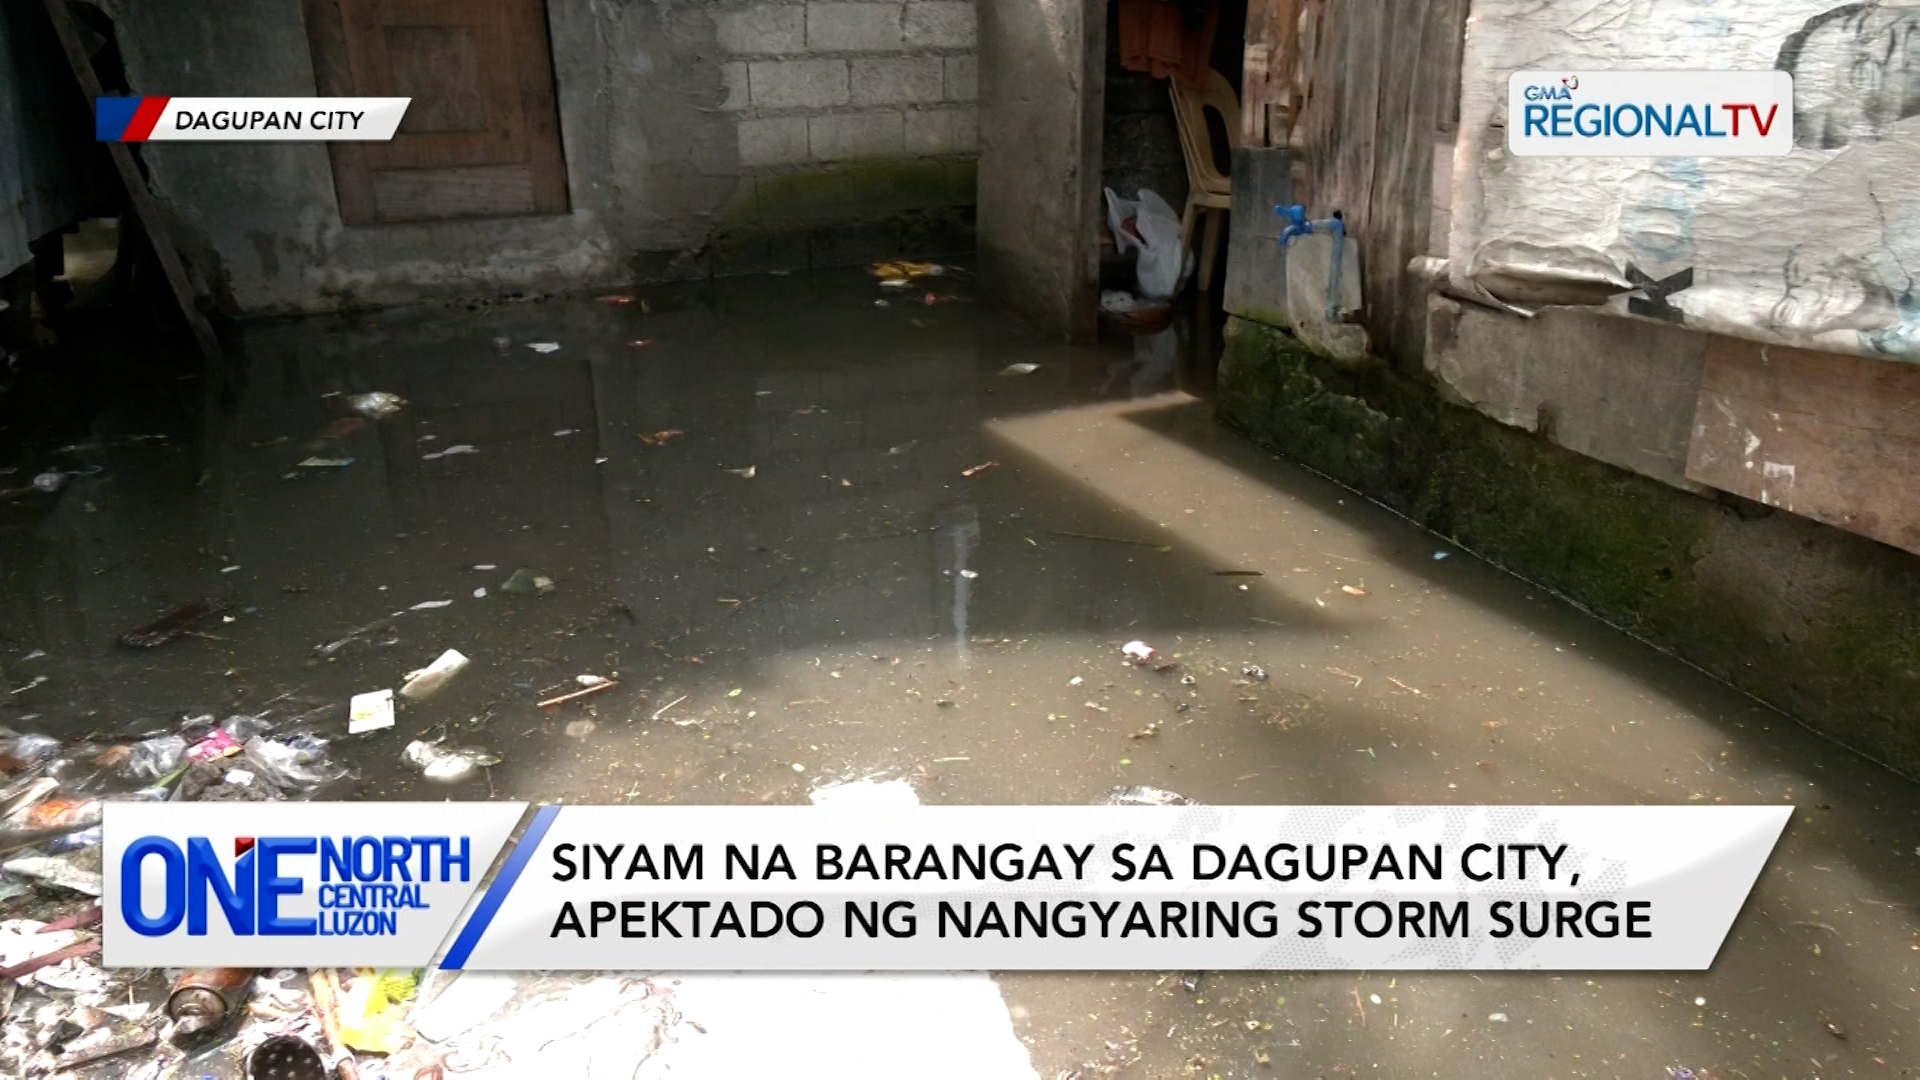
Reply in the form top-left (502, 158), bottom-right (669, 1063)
top-left (1275, 205), bottom-right (1347, 321)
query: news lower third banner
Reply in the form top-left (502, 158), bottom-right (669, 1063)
top-left (95, 97), bottom-right (409, 141)
top-left (102, 803), bottom-right (1790, 970)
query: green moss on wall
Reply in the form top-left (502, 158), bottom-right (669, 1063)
top-left (1218, 316), bottom-right (1920, 773)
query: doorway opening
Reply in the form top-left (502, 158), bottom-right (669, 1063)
top-left (1094, 0), bottom-right (1246, 398)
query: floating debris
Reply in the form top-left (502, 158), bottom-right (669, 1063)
top-left (400, 649), bottom-right (469, 700)
top-left (347, 688), bottom-right (395, 735)
top-left (1000, 362), bottom-right (1040, 376)
top-left (960, 461), bottom-right (998, 478)
top-left (501, 568), bottom-right (556, 595)
top-left (526, 342), bottom-right (562, 353)
top-left (1122, 640), bottom-right (1157, 664)
top-left (346, 391), bottom-right (405, 419)
top-left (539, 676), bottom-right (618, 709)
top-left (2, 854), bottom-right (103, 895)
top-left (403, 739), bottom-right (500, 781)
top-left (872, 260), bottom-right (944, 279)
top-left (120, 598), bottom-right (226, 648)
top-left (725, 465), bottom-right (757, 478)
top-left (1101, 786), bottom-right (1196, 806)
top-left (9, 675), bottom-right (48, 695)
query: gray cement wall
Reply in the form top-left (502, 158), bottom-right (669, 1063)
top-left (97, 0), bottom-right (979, 314)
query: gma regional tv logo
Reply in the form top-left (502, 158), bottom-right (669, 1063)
top-left (119, 833), bottom-right (471, 937)
top-left (104, 802), bottom-right (524, 967)
top-left (1507, 70), bottom-right (1793, 157)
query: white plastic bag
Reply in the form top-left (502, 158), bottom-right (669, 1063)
top-left (1105, 187), bottom-right (1143, 256)
top-left (1104, 187), bottom-right (1191, 300)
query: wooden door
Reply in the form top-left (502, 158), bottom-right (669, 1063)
top-left (304, 0), bottom-right (567, 224)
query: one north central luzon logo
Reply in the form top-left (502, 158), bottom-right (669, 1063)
top-left (1520, 77), bottom-right (1780, 140)
top-left (120, 834), bottom-right (470, 937)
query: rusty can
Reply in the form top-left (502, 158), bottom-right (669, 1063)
top-left (166, 967), bottom-right (257, 1043)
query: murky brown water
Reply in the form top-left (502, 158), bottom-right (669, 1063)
top-left (3, 272), bottom-right (1918, 1078)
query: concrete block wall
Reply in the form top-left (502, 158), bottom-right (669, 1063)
top-left (717, 2), bottom-right (978, 174)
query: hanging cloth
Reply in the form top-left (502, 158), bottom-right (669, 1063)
top-left (1116, 0), bottom-right (1221, 89)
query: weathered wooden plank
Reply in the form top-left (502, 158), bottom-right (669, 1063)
top-left (1241, 0), bottom-right (1273, 146)
top-left (1685, 336), bottom-right (1920, 556)
top-left (1277, 0), bottom-right (1467, 367)
top-left (1290, 0), bottom-right (1329, 206)
top-left (304, 0), bottom-right (379, 226)
top-left (371, 164), bottom-right (536, 222)
top-left (1240, 0), bottom-right (1301, 147)
top-left (508, 0), bottom-right (569, 216)
top-left (1363, 0), bottom-right (1418, 363)
top-left (1366, 0), bottom-right (1468, 368)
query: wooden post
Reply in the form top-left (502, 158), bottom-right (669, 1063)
top-left (1242, 1), bottom-right (1275, 146)
top-left (40, 0), bottom-right (222, 361)
top-left (1242, 0), bottom-right (1303, 148)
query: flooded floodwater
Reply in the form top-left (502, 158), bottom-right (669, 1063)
top-left (3, 271), bottom-right (1918, 1078)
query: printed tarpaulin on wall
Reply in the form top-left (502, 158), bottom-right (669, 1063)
top-left (1447, 0), bottom-right (1920, 361)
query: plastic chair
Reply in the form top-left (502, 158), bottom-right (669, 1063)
top-left (1169, 68), bottom-right (1240, 292)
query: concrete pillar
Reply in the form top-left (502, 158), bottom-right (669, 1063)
top-left (976, 0), bottom-right (1106, 343)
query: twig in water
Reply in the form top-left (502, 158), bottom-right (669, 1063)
top-left (1047, 529), bottom-right (1173, 552)
top-left (539, 680), bottom-right (619, 709)
top-left (1327, 666), bottom-right (1363, 687)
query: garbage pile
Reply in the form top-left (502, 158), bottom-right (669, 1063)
top-left (0, 709), bottom-right (701, 1079)
top-left (0, 712), bottom-right (361, 1077)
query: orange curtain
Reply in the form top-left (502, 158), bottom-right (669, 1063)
top-left (1116, 0), bottom-right (1221, 89)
